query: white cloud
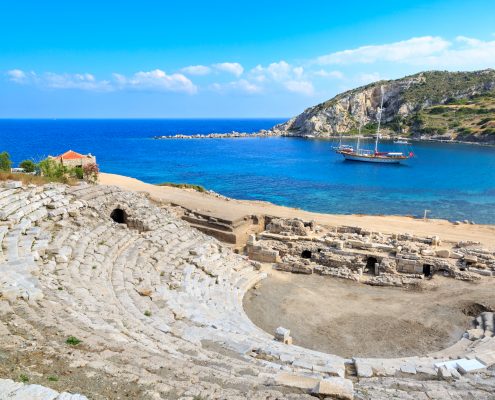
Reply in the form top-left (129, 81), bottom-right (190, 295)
top-left (7, 69), bottom-right (28, 83)
top-left (8, 35), bottom-right (494, 99)
top-left (43, 72), bottom-right (112, 91)
top-left (284, 80), bottom-right (314, 95)
top-left (251, 61), bottom-right (292, 81)
top-left (316, 36), bottom-right (450, 65)
top-left (357, 72), bottom-right (382, 84)
top-left (210, 79), bottom-right (262, 94)
top-left (313, 69), bottom-right (344, 79)
top-left (418, 36), bottom-right (495, 68)
top-left (213, 62), bottom-right (244, 77)
top-left (314, 35), bottom-right (495, 70)
top-left (7, 69), bottom-right (197, 94)
top-left (181, 65), bottom-right (211, 76)
top-left (7, 69), bottom-right (111, 91)
top-left (249, 61), bottom-right (314, 96)
top-left (114, 69), bottom-right (197, 94)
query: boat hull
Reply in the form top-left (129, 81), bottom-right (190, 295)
top-left (340, 152), bottom-right (406, 163)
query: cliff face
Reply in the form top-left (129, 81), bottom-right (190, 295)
top-left (273, 69), bottom-right (495, 139)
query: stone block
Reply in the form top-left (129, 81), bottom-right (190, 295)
top-left (456, 358), bottom-right (485, 374)
top-left (347, 239), bottom-right (365, 249)
top-left (416, 365), bottom-right (437, 377)
top-left (311, 377), bottom-right (354, 400)
top-left (313, 362), bottom-right (345, 377)
top-left (292, 359), bottom-right (312, 370)
top-left (400, 364), bottom-right (417, 374)
top-left (475, 351), bottom-right (495, 367)
top-left (451, 368), bottom-right (461, 379)
top-left (466, 328), bottom-right (484, 341)
top-left (437, 365), bottom-right (452, 380)
top-left (279, 354), bottom-right (295, 364)
top-left (464, 255), bottom-right (478, 264)
top-left (355, 361), bottom-right (373, 378)
top-left (5, 181), bottom-right (22, 189)
top-left (274, 372), bottom-right (319, 390)
top-left (435, 249), bottom-right (450, 258)
top-left (274, 326), bottom-right (290, 342)
top-left (430, 235), bottom-right (441, 246)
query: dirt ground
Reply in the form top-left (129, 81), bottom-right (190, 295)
top-left (243, 270), bottom-right (495, 358)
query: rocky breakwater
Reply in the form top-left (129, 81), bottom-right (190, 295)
top-left (154, 129), bottom-right (280, 139)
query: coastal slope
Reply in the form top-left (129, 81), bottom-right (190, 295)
top-left (272, 69), bottom-right (495, 142)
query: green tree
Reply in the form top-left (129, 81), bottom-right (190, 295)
top-left (38, 158), bottom-right (67, 179)
top-left (73, 166), bottom-right (84, 179)
top-left (19, 159), bottom-right (36, 173)
top-left (0, 152), bottom-right (12, 172)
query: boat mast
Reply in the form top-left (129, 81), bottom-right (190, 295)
top-left (375, 86), bottom-right (384, 153)
top-left (357, 121), bottom-right (362, 152)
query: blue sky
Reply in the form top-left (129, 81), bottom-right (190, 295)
top-left (1, 0), bottom-right (495, 118)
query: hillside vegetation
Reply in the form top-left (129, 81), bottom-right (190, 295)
top-left (408, 93), bottom-right (495, 141)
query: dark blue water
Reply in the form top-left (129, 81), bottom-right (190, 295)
top-left (1, 119), bottom-right (495, 223)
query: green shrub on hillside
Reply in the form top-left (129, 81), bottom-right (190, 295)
top-left (38, 158), bottom-right (69, 179)
top-left (74, 166), bottom-right (84, 179)
top-left (157, 182), bottom-right (206, 192)
top-left (0, 152), bottom-right (12, 172)
top-left (19, 159), bottom-right (37, 173)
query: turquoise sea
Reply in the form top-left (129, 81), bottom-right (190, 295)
top-left (1, 119), bottom-right (495, 224)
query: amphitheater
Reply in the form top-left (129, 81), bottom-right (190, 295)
top-left (1, 180), bottom-right (495, 400)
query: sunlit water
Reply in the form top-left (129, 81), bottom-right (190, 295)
top-left (1, 119), bottom-right (494, 223)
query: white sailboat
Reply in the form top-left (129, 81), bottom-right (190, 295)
top-left (335, 86), bottom-right (413, 164)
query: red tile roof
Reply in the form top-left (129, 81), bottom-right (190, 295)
top-left (56, 150), bottom-right (87, 160)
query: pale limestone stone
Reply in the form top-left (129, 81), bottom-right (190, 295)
top-left (311, 377), bottom-right (354, 400)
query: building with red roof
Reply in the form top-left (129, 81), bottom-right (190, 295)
top-left (50, 150), bottom-right (96, 168)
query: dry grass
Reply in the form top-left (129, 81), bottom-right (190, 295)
top-left (0, 172), bottom-right (78, 186)
top-left (156, 182), bottom-right (206, 192)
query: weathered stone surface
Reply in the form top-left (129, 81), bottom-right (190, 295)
top-left (0, 182), bottom-right (494, 400)
top-left (312, 377), bottom-right (354, 400)
top-left (5, 181), bottom-right (22, 189)
top-left (435, 249), bottom-right (451, 258)
top-left (464, 255), bottom-right (478, 263)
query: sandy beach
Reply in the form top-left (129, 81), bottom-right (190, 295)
top-left (99, 172), bottom-right (495, 248)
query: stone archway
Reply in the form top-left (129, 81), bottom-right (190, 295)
top-left (366, 256), bottom-right (378, 275)
top-left (301, 250), bottom-right (312, 259)
top-left (110, 208), bottom-right (128, 225)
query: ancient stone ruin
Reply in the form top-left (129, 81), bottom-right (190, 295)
top-left (247, 217), bottom-right (495, 286)
top-left (0, 182), bottom-right (494, 399)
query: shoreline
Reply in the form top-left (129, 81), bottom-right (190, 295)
top-left (154, 131), bottom-right (495, 147)
top-left (99, 172), bottom-right (495, 248)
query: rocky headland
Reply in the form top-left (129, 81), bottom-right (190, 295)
top-left (271, 69), bottom-right (495, 143)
